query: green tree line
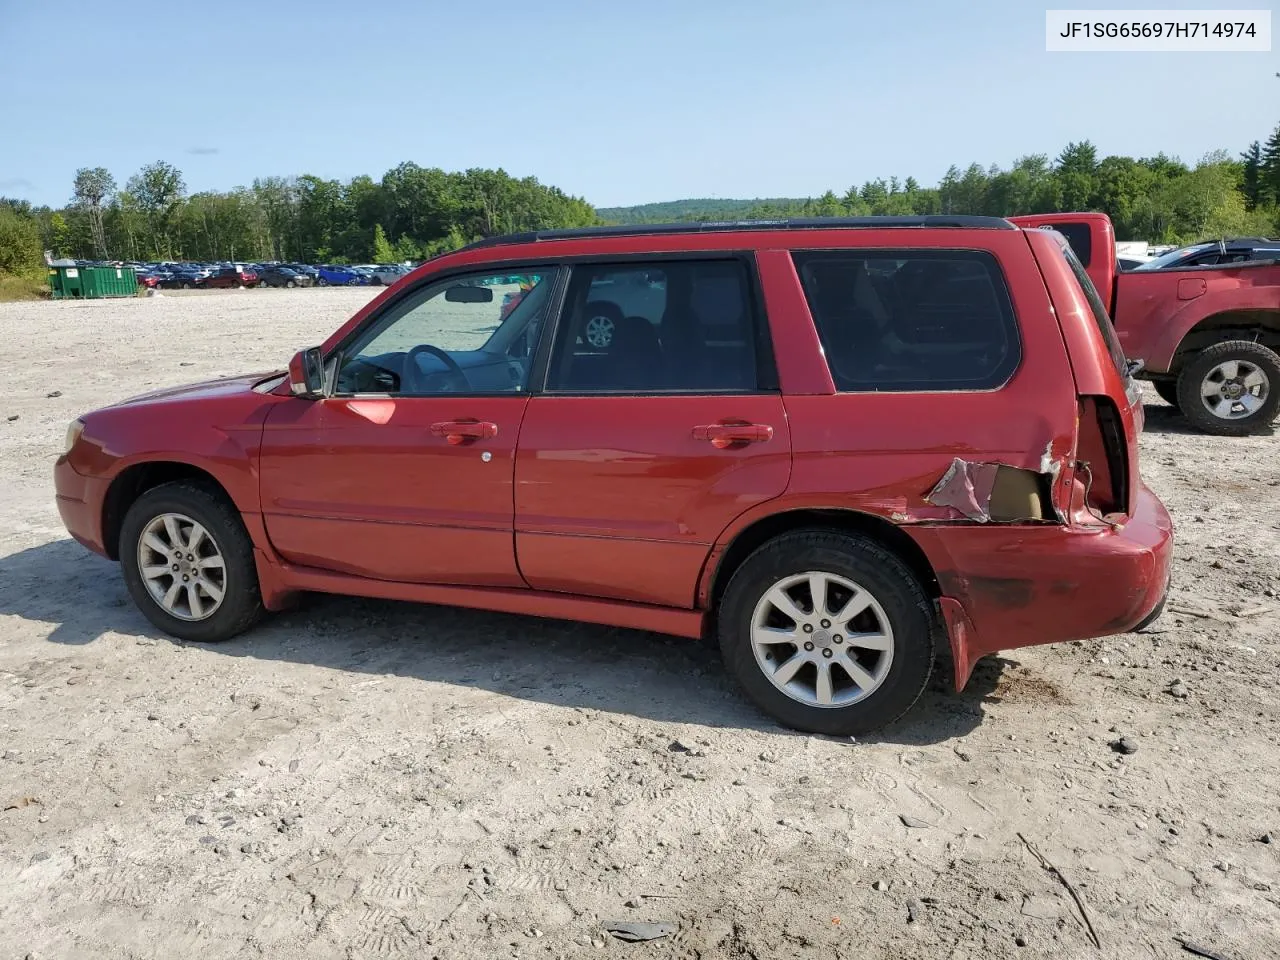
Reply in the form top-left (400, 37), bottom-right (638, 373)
top-left (1, 162), bottom-right (598, 271)
top-left (2, 123), bottom-right (1278, 296)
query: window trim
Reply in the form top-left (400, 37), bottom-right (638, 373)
top-left (790, 247), bottom-right (1025, 395)
top-left (536, 251), bottom-right (780, 397)
top-left (326, 262), bottom-right (570, 399)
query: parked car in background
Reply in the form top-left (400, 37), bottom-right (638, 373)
top-left (315, 265), bottom-right (367, 286)
top-left (156, 267), bottom-right (205, 289)
top-left (257, 265), bottom-right (312, 288)
top-left (1117, 256), bottom-right (1152, 270)
top-left (357, 264), bottom-right (410, 286)
top-left (1010, 212), bottom-right (1280, 435)
top-left (54, 216), bottom-right (1173, 736)
top-left (195, 266), bottom-right (260, 289)
top-left (284, 264), bottom-right (320, 282)
top-left (1130, 237), bottom-right (1280, 271)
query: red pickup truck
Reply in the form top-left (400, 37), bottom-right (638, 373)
top-left (1009, 213), bottom-right (1280, 435)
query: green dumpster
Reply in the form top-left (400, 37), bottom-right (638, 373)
top-left (48, 262), bottom-right (137, 299)
top-left (47, 261), bottom-right (82, 299)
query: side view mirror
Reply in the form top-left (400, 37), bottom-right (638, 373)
top-left (288, 346), bottom-right (325, 398)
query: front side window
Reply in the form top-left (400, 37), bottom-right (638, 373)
top-left (793, 249), bottom-right (1021, 392)
top-left (546, 259), bottom-right (763, 393)
top-left (333, 268), bottom-right (560, 396)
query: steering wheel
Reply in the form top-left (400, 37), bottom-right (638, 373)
top-left (405, 344), bottom-right (471, 393)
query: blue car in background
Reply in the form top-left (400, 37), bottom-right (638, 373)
top-left (315, 265), bottom-right (369, 286)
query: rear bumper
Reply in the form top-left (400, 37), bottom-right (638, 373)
top-left (911, 481), bottom-right (1174, 689)
top-left (54, 457), bottom-right (109, 557)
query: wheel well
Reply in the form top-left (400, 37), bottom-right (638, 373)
top-left (102, 462), bottom-right (231, 560)
top-left (1171, 310), bottom-right (1280, 374)
top-left (706, 509), bottom-right (941, 612)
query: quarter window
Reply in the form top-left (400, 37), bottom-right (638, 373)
top-left (792, 250), bottom-right (1021, 392)
top-left (546, 259), bottom-right (764, 393)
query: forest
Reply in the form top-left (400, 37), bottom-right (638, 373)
top-left (2, 123), bottom-right (1278, 299)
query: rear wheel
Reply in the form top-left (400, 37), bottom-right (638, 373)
top-left (317, 277), bottom-right (328, 286)
top-left (285, 279), bottom-right (295, 288)
top-left (717, 530), bottom-right (935, 736)
top-left (181, 281), bottom-right (192, 289)
top-left (1176, 340), bottom-right (1280, 436)
top-left (1152, 380), bottom-right (1180, 408)
top-left (119, 481), bottom-right (264, 643)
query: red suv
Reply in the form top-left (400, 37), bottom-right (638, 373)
top-left (54, 217), bottom-right (1174, 735)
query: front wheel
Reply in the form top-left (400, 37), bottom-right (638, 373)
top-left (717, 530), bottom-right (935, 736)
top-left (1176, 340), bottom-right (1280, 436)
top-left (317, 277), bottom-right (328, 287)
top-left (119, 481), bottom-right (265, 643)
top-left (285, 280), bottom-right (295, 288)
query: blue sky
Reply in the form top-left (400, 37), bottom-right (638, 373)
top-left (1, 0), bottom-right (1274, 209)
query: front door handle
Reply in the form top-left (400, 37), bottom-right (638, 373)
top-left (430, 419), bottom-right (498, 445)
top-left (692, 422), bottom-right (774, 448)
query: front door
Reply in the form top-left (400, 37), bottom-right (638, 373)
top-left (514, 257), bottom-right (791, 608)
top-left (258, 266), bottom-right (561, 586)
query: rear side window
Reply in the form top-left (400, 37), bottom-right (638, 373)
top-left (1056, 240), bottom-right (1128, 375)
top-left (792, 249), bottom-right (1021, 392)
top-left (1045, 222), bottom-right (1093, 267)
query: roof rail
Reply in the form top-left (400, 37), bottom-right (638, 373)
top-left (458, 215), bottom-right (1018, 251)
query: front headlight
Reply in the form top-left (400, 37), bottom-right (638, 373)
top-left (64, 419), bottom-right (85, 455)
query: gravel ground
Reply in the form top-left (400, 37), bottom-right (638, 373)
top-left (1, 288), bottom-right (1277, 960)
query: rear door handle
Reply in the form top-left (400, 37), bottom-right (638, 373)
top-left (692, 422), bottom-right (774, 448)
top-left (430, 419), bottom-right (498, 445)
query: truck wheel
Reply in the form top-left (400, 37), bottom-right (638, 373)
top-left (1152, 380), bottom-right (1180, 408)
top-left (119, 481), bottom-right (265, 643)
top-left (716, 530), bottom-right (935, 736)
top-left (1176, 340), bottom-right (1280, 436)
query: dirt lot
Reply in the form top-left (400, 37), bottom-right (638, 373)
top-left (1, 288), bottom-right (1278, 960)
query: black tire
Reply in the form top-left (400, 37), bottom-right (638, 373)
top-left (1152, 380), bottom-right (1180, 408)
top-left (317, 277), bottom-right (328, 287)
top-left (717, 530), bottom-right (935, 736)
top-left (119, 481), bottom-right (264, 643)
top-left (1176, 340), bottom-right (1280, 436)
top-left (285, 280), bottom-right (295, 288)
top-left (181, 281), bottom-right (192, 289)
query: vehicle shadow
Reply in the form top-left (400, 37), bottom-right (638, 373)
top-left (1, 538), bottom-right (1005, 744)
top-left (1141, 402), bottom-right (1197, 435)
top-left (1142, 401), bottom-right (1278, 437)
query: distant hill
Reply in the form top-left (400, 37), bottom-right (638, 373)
top-left (596, 197), bottom-right (810, 224)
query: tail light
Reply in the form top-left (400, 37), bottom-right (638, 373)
top-left (1073, 395), bottom-right (1131, 521)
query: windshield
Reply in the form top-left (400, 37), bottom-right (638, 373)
top-left (1131, 242), bottom-right (1213, 271)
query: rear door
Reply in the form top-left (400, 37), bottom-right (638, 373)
top-left (513, 255), bottom-right (791, 608)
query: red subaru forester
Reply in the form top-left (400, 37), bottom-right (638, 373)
top-left (55, 217), bottom-right (1173, 735)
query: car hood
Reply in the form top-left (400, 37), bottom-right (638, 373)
top-left (107, 371), bottom-right (284, 409)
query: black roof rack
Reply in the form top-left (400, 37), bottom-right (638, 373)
top-left (459, 215), bottom-right (1018, 251)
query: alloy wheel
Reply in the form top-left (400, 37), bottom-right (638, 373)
top-left (1199, 358), bottom-right (1270, 421)
top-left (136, 512), bottom-right (227, 622)
top-left (750, 571), bottom-right (895, 708)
